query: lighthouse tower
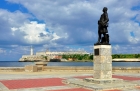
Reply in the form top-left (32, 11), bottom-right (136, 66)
top-left (30, 45), bottom-right (33, 55)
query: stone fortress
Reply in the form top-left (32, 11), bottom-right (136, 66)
top-left (19, 46), bottom-right (89, 62)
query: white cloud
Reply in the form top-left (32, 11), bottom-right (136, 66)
top-left (112, 45), bottom-right (140, 54)
top-left (11, 21), bottom-right (60, 44)
top-left (109, 21), bottom-right (140, 44)
top-left (52, 33), bottom-right (60, 40)
top-left (0, 9), bottom-right (31, 45)
top-left (0, 9), bottom-right (31, 27)
top-left (0, 48), bottom-right (6, 54)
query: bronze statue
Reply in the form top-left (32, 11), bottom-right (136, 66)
top-left (95, 7), bottom-right (110, 45)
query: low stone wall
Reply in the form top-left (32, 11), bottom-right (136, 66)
top-left (43, 66), bottom-right (93, 72)
top-left (113, 67), bottom-right (140, 73)
top-left (0, 67), bottom-right (140, 73)
top-left (44, 66), bottom-right (93, 70)
top-left (0, 67), bottom-right (24, 72)
top-left (44, 66), bottom-right (140, 73)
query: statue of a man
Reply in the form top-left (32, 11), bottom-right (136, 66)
top-left (96, 7), bottom-right (109, 44)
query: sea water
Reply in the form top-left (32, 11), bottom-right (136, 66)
top-left (0, 61), bottom-right (140, 67)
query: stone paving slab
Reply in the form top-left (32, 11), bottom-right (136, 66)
top-left (131, 80), bottom-right (140, 85)
top-left (114, 73), bottom-right (140, 77)
top-left (0, 82), bottom-right (9, 91)
top-left (64, 78), bottom-right (138, 91)
top-left (10, 86), bottom-right (76, 91)
top-left (49, 88), bottom-right (93, 91)
top-left (0, 74), bottom-right (92, 80)
top-left (112, 75), bottom-right (140, 81)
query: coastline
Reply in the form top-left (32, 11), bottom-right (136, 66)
top-left (18, 58), bottom-right (140, 62)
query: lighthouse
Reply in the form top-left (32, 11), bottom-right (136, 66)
top-left (30, 45), bottom-right (34, 55)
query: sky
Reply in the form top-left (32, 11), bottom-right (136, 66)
top-left (0, 0), bottom-right (140, 61)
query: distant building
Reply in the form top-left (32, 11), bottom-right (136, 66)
top-left (46, 50), bottom-right (89, 56)
top-left (30, 46), bottom-right (33, 55)
top-left (19, 47), bottom-right (89, 62)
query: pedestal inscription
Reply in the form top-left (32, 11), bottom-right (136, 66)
top-left (94, 45), bottom-right (112, 79)
top-left (94, 49), bottom-right (99, 55)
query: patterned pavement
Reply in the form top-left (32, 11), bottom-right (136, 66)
top-left (0, 73), bottom-right (140, 91)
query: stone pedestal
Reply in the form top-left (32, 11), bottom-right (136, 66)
top-left (35, 62), bottom-right (47, 70)
top-left (84, 45), bottom-right (123, 84)
top-left (94, 45), bottom-right (112, 79)
top-left (35, 62), bottom-right (47, 67)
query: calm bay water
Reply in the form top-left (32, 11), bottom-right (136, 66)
top-left (0, 61), bottom-right (140, 67)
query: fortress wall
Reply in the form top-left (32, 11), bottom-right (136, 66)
top-left (36, 52), bottom-right (46, 55)
top-left (22, 55), bottom-right (42, 58)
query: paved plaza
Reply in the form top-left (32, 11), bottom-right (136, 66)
top-left (0, 71), bottom-right (140, 91)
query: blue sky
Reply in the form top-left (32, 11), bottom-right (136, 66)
top-left (0, 0), bottom-right (140, 61)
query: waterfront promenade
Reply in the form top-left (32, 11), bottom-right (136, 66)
top-left (0, 70), bottom-right (140, 91)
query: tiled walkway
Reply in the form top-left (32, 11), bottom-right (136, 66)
top-left (0, 73), bottom-right (140, 91)
top-left (1, 78), bottom-right (65, 89)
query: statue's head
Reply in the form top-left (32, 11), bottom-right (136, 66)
top-left (103, 7), bottom-right (108, 12)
